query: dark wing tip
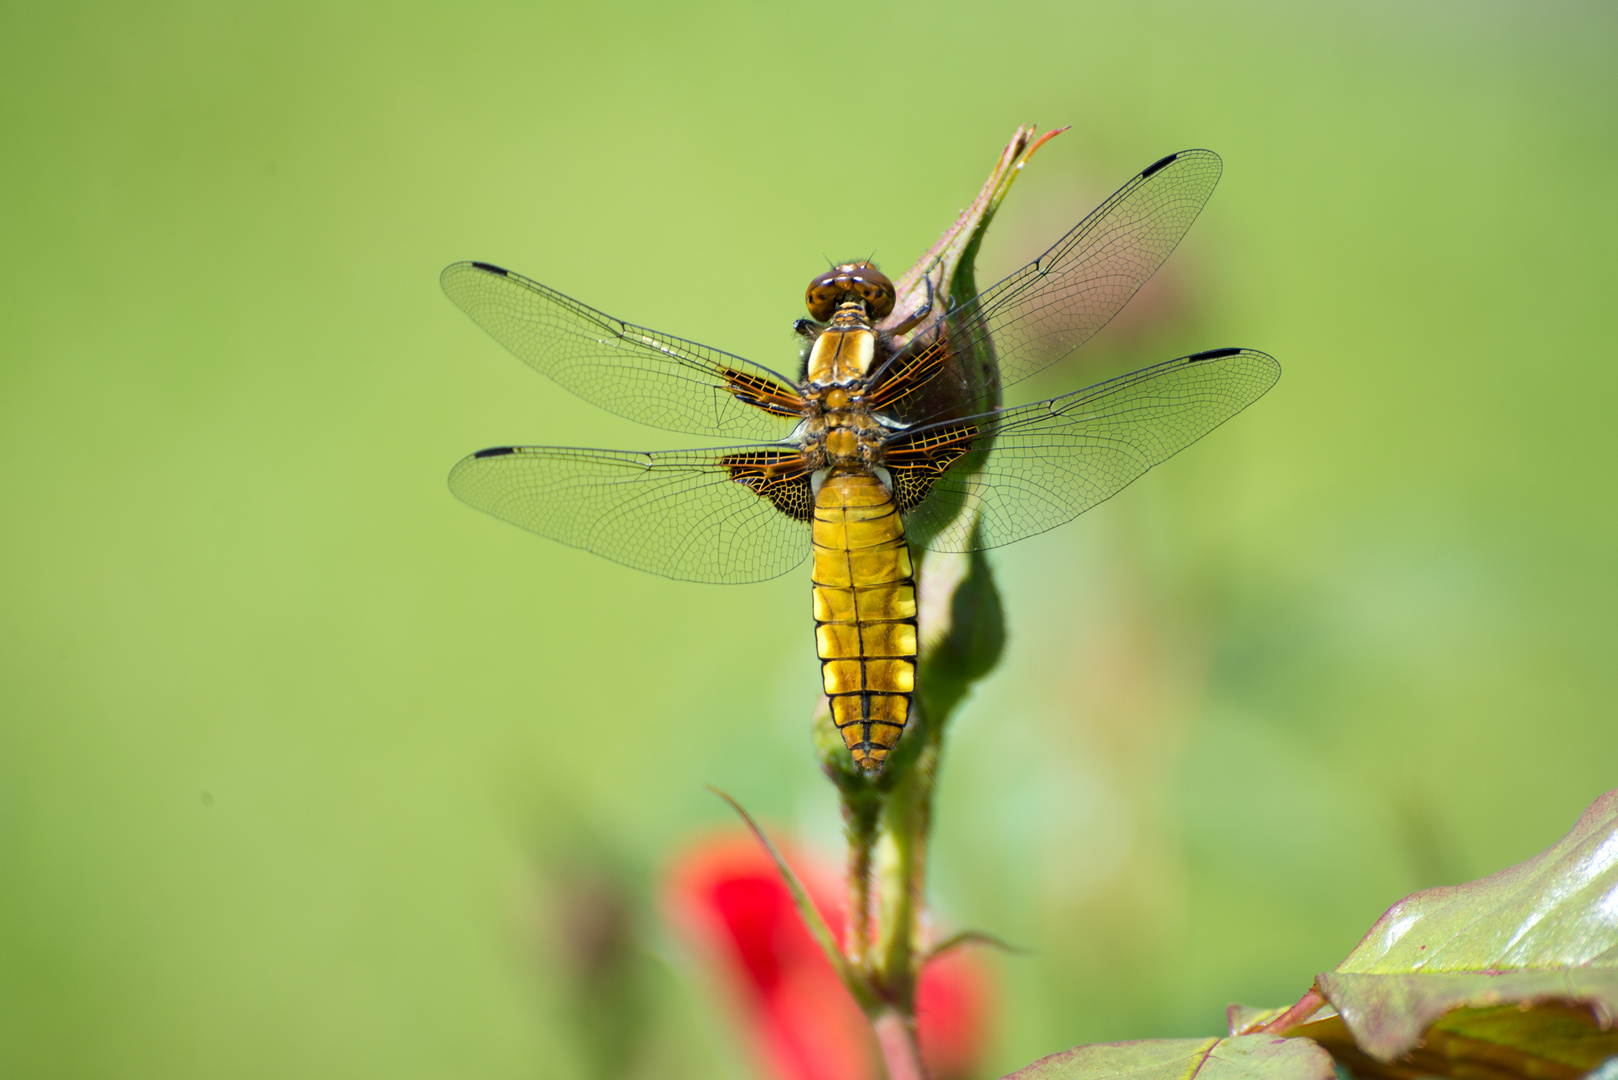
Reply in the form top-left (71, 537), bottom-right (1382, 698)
top-left (1140, 152), bottom-right (1179, 178)
top-left (469, 261), bottom-right (510, 276)
top-left (1187, 347), bottom-right (1244, 362)
top-left (473, 446), bottom-right (517, 458)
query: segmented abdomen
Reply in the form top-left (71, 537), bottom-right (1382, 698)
top-left (811, 470), bottom-right (917, 770)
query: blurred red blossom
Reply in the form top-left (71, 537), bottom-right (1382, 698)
top-left (663, 830), bottom-right (994, 1080)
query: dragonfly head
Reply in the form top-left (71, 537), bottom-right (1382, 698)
top-left (805, 262), bottom-right (895, 322)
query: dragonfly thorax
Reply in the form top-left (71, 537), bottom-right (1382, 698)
top-left (800, 379), bottom-right (887, 475)
top-left (805, 317), bottom-right (883, 385)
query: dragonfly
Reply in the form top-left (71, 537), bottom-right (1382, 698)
top-left (443, 146), bottom-right (1279, 771)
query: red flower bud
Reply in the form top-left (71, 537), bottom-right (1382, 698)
top-left (664, 830), bottom-right (993, 1080)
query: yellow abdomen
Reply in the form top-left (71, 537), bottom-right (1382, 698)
top-left (811, 470), bottom-right (918, 770)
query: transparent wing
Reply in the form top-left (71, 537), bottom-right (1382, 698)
top-left (442, 261), bottom-right (804, 441)
top-left (448, 443), bottom-right (811, 584)
top-left (890, 150), bottom-right (1225, 426)
top-left (891, 348), bottom-right (1280, 551)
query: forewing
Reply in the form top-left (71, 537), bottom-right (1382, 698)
top-left (894, 348), bottom-right (1280, 551)
top-left (449, 443), bottom-right (811, 584)
top-left (442, 261), bottom-right (803, 441)
top-left (896, 150), bottom-right (1225, 425)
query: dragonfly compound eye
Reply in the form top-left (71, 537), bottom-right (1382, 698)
top-left (805, 262), bottom-right (896, 321)
top-left (848, 263), bottom-right (896, 319)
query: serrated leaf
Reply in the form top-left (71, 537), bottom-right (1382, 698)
top-left (1266, 790), bottom-right (1618, 1076)
top-left (1337, 790), bottom-right (1618, 977)
top-left (1282, 1000), bottom-right (1618, 1080)
top-left (1315, 971), bottom-right (1618, 1065)
top-left (1004, 1036), bottom-right (1336, 1080)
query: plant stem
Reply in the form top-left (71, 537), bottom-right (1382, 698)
top-left (875, 705), bottom-right (941, 1014)
top-left (873, 1008), bottom-right (926, 1080)
top-left (844, 793), bottom-right (879, 971)
top-left (1257, 986), bottom-right (1326, 1035)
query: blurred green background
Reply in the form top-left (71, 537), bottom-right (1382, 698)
top-left (3, 2), bottom-right (1616, 1076)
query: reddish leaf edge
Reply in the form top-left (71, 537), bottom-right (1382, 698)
top-left (1230, 789), bottom-right (1618, 1077)
top-left (1001, 1033), bottom-right (1337, 1080)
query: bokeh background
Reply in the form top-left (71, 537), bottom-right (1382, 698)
top-left (3, 2), bottom-right (1616, 1077)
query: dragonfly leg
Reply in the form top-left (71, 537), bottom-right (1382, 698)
top-left (886, 270), bottom-right (936, 337)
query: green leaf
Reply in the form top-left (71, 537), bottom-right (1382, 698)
top-left (917, 540), bottom-right (1006, 724)
top-left (1004, 1036), bottom-right (1336, 1080)
top-left (1275, 1000), bottom-right (1618, 1080)
top-left (1262, 789), bottom-right (1618, 1076)
top-left (1227, 1005), bottom-right (1292, 1036)
top-left (924, 928), bottom-right (1027, 962)
top-left (1335, 789), bottom-right (1618, 977)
